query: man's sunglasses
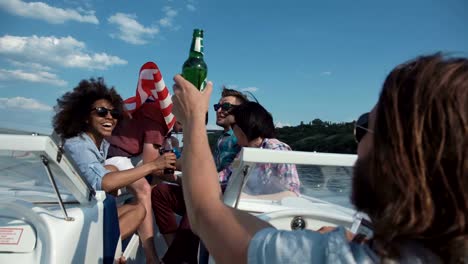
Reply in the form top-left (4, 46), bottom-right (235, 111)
top-left (91, 107), bottom-right (122, 119)
top-left (213, 102), bottom-right (235, 112)
top-left (354, 112), bottom-right (374, 143)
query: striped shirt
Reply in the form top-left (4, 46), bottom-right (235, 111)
top-left (218, 138), bottom-right (301, 194)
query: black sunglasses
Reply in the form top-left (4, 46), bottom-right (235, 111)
top-left (213, 102), bottom-right (236, 112)
top-left (354, 112), bottom-right (373, 143)
top-left (91, 107), bottom-right (122, 119)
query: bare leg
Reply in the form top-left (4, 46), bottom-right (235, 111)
top-left (128, 178), bottom-right (159, 264)
top-left (117, 202), bottom-right (145, 240)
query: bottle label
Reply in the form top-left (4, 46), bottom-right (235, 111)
top-left (194, 37), bottom-right (204, 54)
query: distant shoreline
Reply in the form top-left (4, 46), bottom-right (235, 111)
top-left (0, 127), bottom-right (41, 135)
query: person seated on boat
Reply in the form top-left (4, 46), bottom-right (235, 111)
top-left (224, 101), bottom-right (301, 199)
top-left (150, 87), bottom-right (248, 264)
top-left (53, 77), bottom-right (176, 264)
top-left (170, 53), bottom-right (467, 263)
top-left (104, 103), bottom-right (182, 264)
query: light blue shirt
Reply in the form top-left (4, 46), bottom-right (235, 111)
top-left (248, 226), bottom-right (378, 264)
top-left (64, 133), bottom-right (110, 191)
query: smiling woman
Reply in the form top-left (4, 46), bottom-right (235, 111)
top-left (53, 78), bottom-right (125, 140)
top-left (52, 77), bottom-right (176, 263)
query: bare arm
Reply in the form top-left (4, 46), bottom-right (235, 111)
top-left (101, 152), bottom-right (176, 192)
top-left (101, 162), bottom-right (157, 192)
top-left (172, 75), bottom-right (272, 264)
top-left (142, 142), bottom-right (164, 184)
top-left (144, 142), bottom-right (181, 185)
top-left (142, 142), bottom-right (161, 164)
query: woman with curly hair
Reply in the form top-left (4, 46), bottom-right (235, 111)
top-left (53, 77), bottom-right (174, 264)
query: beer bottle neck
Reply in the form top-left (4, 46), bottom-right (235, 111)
top-left (189, 36), bottom-right (204, 58)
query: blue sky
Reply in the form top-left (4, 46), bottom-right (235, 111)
top-left (0, 0), bottom-right (467, 133)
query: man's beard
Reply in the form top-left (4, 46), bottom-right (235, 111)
top-left (216, 119), bottom-right (226, 128)
top-left (216, 115), bottom-right (233, 129)
top-left (351, 156), bottom-right (376, 213)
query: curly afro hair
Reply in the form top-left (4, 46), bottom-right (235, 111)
top-left (53, 77), bottom-right (124, 139)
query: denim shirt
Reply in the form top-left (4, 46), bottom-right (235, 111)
top-left (248, 226), bottom-right (441, 264)
top-left (64, 133), bottom-right (110, 191)
top-left (248, 226), bottom-right (379, 264)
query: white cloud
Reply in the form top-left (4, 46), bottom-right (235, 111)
top-left (320, 71), bottom-right (332, 76)
top-left (159, 6), bottom-right (178, 29)
top-left (186, 4), bottom-right (196, 11)
top-left (0, 0), bottom-right (98, 24)
top-left (0, 97), bottom-right (52, 111)
top-left (7, 59), bottom-right (52, 71)
top-left (0, 68), bottom-right (67, 86)
top-left (275, 121), bottom-right (291, 128)
top-left (0, 35), bottom-right (127, 69)
top-left (108, 13), bottom-right (159, 45)
top-left (64, 0), bottom-right (93, 10)
top-left (241, 87), bottom-right (259, 93)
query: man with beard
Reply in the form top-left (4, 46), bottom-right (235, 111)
top-left (171, 53), bottom-right (467, 263)
top-left (150, 87), bottom-right (248, 263)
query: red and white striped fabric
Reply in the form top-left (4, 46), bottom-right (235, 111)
top-left (124, 61), bottom-right (175, 132)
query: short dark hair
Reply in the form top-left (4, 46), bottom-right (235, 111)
top-left (231, 102), bottom-right (275, 141)
top-left (53, 77), bottom-right (124, 139)
top-left (221, 87), bottom-right (248, 104)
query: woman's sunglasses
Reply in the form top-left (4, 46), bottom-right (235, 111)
top-left (91, 107), bottom-right (122, 119)
top-left (213, 102), bottom-right (235, 112)
top-left (354, 112), bottom-right (374, 143)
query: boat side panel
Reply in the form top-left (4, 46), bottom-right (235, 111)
top-left (0, 196), bottom-right (106, 263)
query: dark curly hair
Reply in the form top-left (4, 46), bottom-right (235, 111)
top-left (53, 77), bottom-right (124, 139)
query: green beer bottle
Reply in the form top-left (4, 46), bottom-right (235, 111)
top-left (182, 29), bottom-right (208, 91)
top-left (182, 29), bottom-right (208, 123)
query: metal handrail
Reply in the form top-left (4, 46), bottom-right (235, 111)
top-left (41, 155), bottom-right (74, 221)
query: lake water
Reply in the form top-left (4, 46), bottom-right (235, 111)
top-left (297, 165), bottom-right (354, 208)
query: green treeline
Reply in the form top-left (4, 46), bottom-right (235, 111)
top-left (276, 119), bottom-right (357, 154)
top-left (207, 118), bottom-right (357, 154)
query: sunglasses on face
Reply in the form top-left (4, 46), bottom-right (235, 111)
top-left (213, 102), bottom-right (236, 112)
top-left (354, 112), bottom-right (374, 143)
top-left (91, 107), bottom-right (122, 119)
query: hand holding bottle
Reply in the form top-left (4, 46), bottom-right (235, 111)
top-left (172, 75), bottom-right (213, 126)
top-left (152, 152), bottom-right (177, 176)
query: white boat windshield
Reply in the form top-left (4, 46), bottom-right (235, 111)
top-left (0, 134), bottom-right (93, 204)
top-left (298, 164), bottom-right (353, 207)
top-left (0, 149), bottom-right (75, 203)
top-left (238, 163), bottom-right (353, 207)
top-left (224, 148), bottom-right (356, 210)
